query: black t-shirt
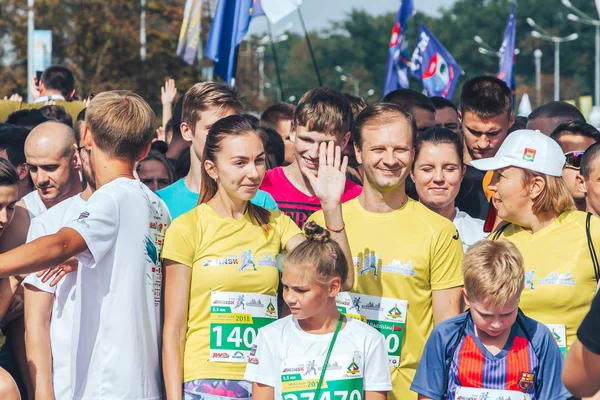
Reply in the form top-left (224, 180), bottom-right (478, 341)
top-left (455, 165), bottom-right (489, 220)
top-left (578, 290), bottom-right (600, 355)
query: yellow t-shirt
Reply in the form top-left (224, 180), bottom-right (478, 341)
top-left (308, 198), bottom-right (464, 400)
top-left (161, 204), bottom-right (301, 382)
top-left (491, 210), bottom-right (598, 350)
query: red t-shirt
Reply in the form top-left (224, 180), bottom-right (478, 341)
top-left (260, 167), bottom-right (362, 228)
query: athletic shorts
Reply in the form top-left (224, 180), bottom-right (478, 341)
top-left (183, 379), bottom-right (252, 400)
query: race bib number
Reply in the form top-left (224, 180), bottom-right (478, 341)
top-left (336, 293), bottom-right (407, 367)
top-left (209, 292), bottom-right (277, 362)
top-left (455, 386), bottom-right (531, 400)
top-left (545, 323), bottom-right (567, 358)
top-left (281, 353), bottom-right (364, 400)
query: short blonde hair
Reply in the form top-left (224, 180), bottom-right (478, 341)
top-left (85, 91), bottom-right (155, 162)
top-left (463, 240), bottom-right (524, 307)
top-left (521, 169), bottom-right (575, 215)
top-left (182, 82), bottom-right (243, 132)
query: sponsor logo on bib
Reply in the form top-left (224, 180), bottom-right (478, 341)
top-left (212, 352), bottom-right (230, 359)
top-left (266, 300), bottom-right (276, 315)
top-left (232, 351), bottom-right (245, 359)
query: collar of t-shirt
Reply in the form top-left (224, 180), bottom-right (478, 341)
top-left (34, 94), bottom-right (65, 103)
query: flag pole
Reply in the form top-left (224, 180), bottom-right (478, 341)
top-left (266, 19), bottom-right (285, 100)
top-left (296, 8), bottom-right (322, 86)
top-left (231, 45), bottom-right (240, 87)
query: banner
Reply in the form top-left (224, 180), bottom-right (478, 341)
top-left (252, 0), bottom-right (302, 24)
top-left (383, 0), bottom-right (414, 96)
top-left (205, 0), bottom-right (253, 83)
top-left (498, 3), bottom-right (516, 91)
top-left (177, 0), bottom-right (204, 65)
top-left (33, 30), bottom-right (52, 72)
top-left (410, 24), bottom-right (463, 98)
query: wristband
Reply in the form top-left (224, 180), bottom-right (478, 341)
top-left (326, 223), bottom-right (345, 233)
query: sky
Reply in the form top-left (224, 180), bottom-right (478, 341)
top-left (248, 0), bottom-right (456, 35)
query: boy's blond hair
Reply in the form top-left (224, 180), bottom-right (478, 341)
top-left (182, 82), bottom-right (243, 133)
top-left (463, 240), bottom-right (525, 307)
top-left (294, 87), bottom-right (353, 137)
top-left (85, 90), bottom-right (155, 162)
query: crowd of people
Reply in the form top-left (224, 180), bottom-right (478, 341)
top-left (0, 65), bottom-right (598, 400)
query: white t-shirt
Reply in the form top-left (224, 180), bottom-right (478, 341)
top-left (65, 178), bottom-right (170, 400)
top-left (23, 193), bottom-right (85, 400)
top-left (453, 207), bottom-right (486, 253)
top-left (244, 315), bottom-right (392, 399)
top-left (22, 190), bottom-right (47, 219)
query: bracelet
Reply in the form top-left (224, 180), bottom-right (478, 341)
top-left (326, 223), bottom-right (345, 233)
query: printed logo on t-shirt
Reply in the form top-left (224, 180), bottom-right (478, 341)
top-left (144, 235), bottom-right (162, 307)
top-left (538, 271), bottom-right (576, 286)
top-left (76, 211), bottom-right (91, 228)
top-left (525, 270), bottom-right (535, 290)
top-left (518, 372), bottom-right (535, 390)
top-left (346, 358), bottom-right (360, 376)
top-left (381, 260), bottom-right (416, 277)
top-left (204, 255), bottom-right (239, 267)
top-left (257, 254), bottom-right (277, 267)
top-left (358, 253), bottom-right (379, 276)
top-left (239, 250), bottom-right (257, 272)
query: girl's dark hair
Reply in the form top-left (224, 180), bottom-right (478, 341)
top-left (0, 158), bottom-right (19, 187)
top-left (198, 115), bottom-right (271, 234)
top-left (284, 222), bottom-right (348, 285)
top-left (139, 150), bottom-right (176, 185)
top-left (413, 127), bottom-right (464, 169)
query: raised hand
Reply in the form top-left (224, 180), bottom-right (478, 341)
top-left (161, 79), bottom-right (177, 105)
top-left (301, 141), bottom-right (348, 207)
top-left (8, 94), bottom-right (22, 102)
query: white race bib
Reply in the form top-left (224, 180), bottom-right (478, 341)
top-left (281, 353), bottom-right (364, 400)
top-left (336, 292), bottom-right (407, 367)
top-left (455, 386), bottom-right (531, 400)
top-left (545, 324), bottom-right (567, 358)
top-left (209, 292), bottom-right (277, 362)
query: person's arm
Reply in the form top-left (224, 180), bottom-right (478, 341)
top-left (252, 383), bottom-right (274, 400)
top-left (563, 339), bottom-right (600, 397)
top-left (0, 227), bottom-right (87, 278)
top-left (432, 287), bottom-right (463, 325)
top-left (161, 79), bottom-right (177, 131)
top-left (162, 260), bottom-right (191, 400)
top-left (24, 284), bottom-right (54, 399)
top-left (301, 141), bottom-right (354, 291)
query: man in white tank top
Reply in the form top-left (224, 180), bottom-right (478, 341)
top-left (0, 120), bottom-right (81, 398)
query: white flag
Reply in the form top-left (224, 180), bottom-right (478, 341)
top-left (596, 0), bottom-right (600, 19)
top-left (260, 0), bottom-right (302, 24)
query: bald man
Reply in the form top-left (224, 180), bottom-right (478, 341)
top-left (0, 121), bottom-right (81, 399)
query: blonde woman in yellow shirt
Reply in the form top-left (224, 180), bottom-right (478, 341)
top-left (472, 129), bottom-right (600, 358)
top-left (161, 115), bottom-right (353, 400)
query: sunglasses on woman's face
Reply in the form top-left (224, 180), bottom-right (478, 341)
top-left (564, 151), bottom-right (585, 170)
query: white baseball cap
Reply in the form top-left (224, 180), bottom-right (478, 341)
top-left (470, 129), bottom-right (565, 177)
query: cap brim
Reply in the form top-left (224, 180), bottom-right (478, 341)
top-left (470, 157), bottom-right (510, 171)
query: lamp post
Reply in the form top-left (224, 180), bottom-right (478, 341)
top-left (335, 65), bottom-right (359, 96)
top-left (534, 49), bottom-right (543, 106)
top-left (562, 0), bottom-right (600, 106)
top-left (473, 35), bottom-right (520, 69)
top-left (527, 18), bottom-right (578, 101)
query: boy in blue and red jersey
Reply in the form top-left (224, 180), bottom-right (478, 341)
top-left (411, 240), bottom-right (570, 400)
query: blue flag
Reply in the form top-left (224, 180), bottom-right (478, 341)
top-left (410, 24), bottom-right (463, 98)
top-left (498, 4), bottom-right (516, 91)
top-left (383, 0), bottom-right (414, 96)
top-left (205, 0), bottom-right (253, 84)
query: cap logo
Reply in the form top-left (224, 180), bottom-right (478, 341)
top-left (523, 148), bottom-right (536, 162)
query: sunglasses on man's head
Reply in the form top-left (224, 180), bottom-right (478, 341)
top-left (564, 151), bottom-right (585, 169)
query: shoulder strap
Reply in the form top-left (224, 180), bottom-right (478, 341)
top-left (442, 312), bottom-right (471, 399)
top-left (586, 212), bottom-right (600, 283)
top-left (515, 310), bottom-right (542, 394)
top-left (491, 222), bottom-right (511, 241)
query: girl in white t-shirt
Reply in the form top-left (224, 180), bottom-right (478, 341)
top-left (244, 222), bottom-right (391, 400)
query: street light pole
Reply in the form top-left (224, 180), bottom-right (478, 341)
top-left (563, 0), bottom-right (600, 105)
top-left (528, 17), bottom-right (578, 101)
top-left (27, 0), bottom-right (35, 103)
top-left (554, 41), bottom-right (560, 101)
top-left (534, 49), bottom-right (542, 105)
